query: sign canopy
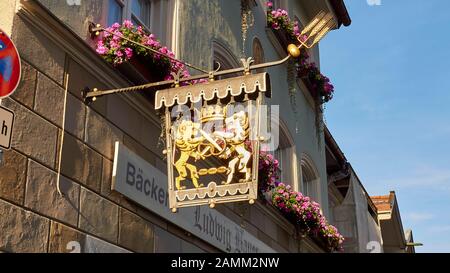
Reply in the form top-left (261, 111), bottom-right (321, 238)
top-left (0, 30), bottom-right (21, 99)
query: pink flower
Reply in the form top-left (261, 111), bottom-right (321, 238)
top-left (111, 22), bottom-right (120, 30)
top-left (109, 40), bottom-right (120, 50)
top-left (96, 45), bottom-right (108, 55)
top-left (181, 69), bottom-right (190, 79)
top-left (299, 35), bottom-right (308, 42)
top-left (293, 25), bottom-right (300, 35)
top-left (159, 46), bottom-right (169, 54)
top-left (123, 20), bottom-right (133, 28)
top-left (115, 50), bottom-right (123, 57)
top-left (124, 47), bottom-right (133, 59)
top-left (266, 1), bottom-right (273, 8)
top-left (112, 31), bottom-right (122, 41)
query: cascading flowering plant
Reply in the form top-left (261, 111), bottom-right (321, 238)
top-left (266, 2), bottom-right (309, 65)
top-left (258, 150), bottom-right (281, 193)
top-left (96, 20), bottom-right (206, 84)
top-left (245, 140), bottom-right (281, 194)
top-left (266, 2), bottom-right (300, 40)
top-left (266, 1), bottom-right (335, 103)
top-left (301, 62), bottom-right (335, 103)
top-left (252, 141), bottom-right (344, 251)
top-left (272, 183), bottom-right (344, 252)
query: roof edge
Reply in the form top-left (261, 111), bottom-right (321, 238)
top-left (329, 0), bottom-right (352, 27)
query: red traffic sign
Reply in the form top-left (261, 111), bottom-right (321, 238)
top-left (0, 29), bottom-right (21, 99)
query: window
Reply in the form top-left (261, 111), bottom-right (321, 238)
top-left (252, 37), bottom-right (265, 73)
top-left (272, 120), bottom-right (297, 187)
top-left (300, 155), bottom-right (320, 201)
top-left (107, 0), bottom-right (172, 45)
top-left (108, 0), bottom-right (123, 26)
top-left (272, 0), bottom-right (287, 10)
top-left (131, 0), bottom-right (151, 28)
top-left (212, 41), bottom-right (241, 80)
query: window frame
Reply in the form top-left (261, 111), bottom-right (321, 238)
top-left (108, 0), bottom-right (125, 27)
top-left (300, 154), bottom-right (321, 202)
top-left (107, 0), bottom-right (175, 49)
top-left (128, 0), bottom-right (152, 30)
top-left (212, 40), bottom-right (241, 79)
top-left (270, 119), bottom-right (298, 189)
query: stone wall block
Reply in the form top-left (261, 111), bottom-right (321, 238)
top-left (25, 160), bottom-right (80, 226)
top-left (79, 187), bottom-right (119, 243)
top-left (1, 98), bottom-right (57, 168)
top-left (0, 149), bottom-right (27, 204)
top-left (0, 200), bottom-right (49, 253)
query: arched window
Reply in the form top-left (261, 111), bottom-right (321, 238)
top-left (212, 41), bottom-right (240, 80)
top-left (272, 119), bottom-right (297, 187)
top-left (300, 155), bottom-right (320, 201)
top-left (271, 0), bottom-right (287, 10)
top-left (252, 37), bottom-right (265, 73)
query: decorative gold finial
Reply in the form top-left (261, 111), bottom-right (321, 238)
top-left (287, 44), bottom-right (301, 58)
top-left (240, 57), bottom-right (254, 75)
top-left (95, 24), bottom-right (101, 36)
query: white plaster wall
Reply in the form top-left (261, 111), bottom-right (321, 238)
top-left (332, 173), bottom-right (383, 253)
top-left (0, 0), bottom-right (20, 36)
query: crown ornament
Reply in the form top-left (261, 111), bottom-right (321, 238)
top-left (200, 105), bottom-right (227, 123)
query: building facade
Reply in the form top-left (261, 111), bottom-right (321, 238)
top-left (0, 0), bottom-right (412, 253)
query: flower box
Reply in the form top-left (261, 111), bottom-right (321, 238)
top-left (265, 1), bottom-right (335, 104)
top-left (116, 55), bottom-right (166, 84)
top-left (96, 20), bottom-right (205, 88)
top-left (299, 74), bottom-right (318, 99)
top-left (268, 27), bottom-right (295, 48)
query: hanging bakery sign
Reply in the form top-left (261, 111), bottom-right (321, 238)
top-left (155, 71), bottom-right (270, 212)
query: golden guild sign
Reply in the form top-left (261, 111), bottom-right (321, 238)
top-left (155, 73), bottom-right (271, 212)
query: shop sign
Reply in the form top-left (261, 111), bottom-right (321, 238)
top-left (112, 141), bottom-right (275, 253)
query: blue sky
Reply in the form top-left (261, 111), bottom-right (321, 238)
top-left (320, 0), bottom-right (450, 253)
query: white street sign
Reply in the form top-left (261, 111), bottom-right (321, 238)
top-left (0, 105), bottom-right (14, 149)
